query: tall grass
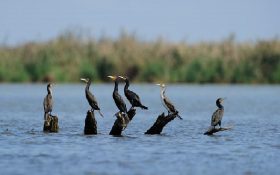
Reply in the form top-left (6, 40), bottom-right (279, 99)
top-left (0, 32), bottom-right (280, 83)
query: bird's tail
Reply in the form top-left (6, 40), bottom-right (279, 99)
top-left (174, 111), bottom-right (183, 120)
top-left (98, 110), bottom-right (104, 117)
top-left (140, 105), bottom-right (148, 110)
top-left (176, 114), bottom-right (183, 120)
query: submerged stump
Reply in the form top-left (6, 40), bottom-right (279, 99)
top-left (43, 114), bottom-right (59, 133)
top-left (109, 108), bottom-right (136, 136)
top-left (145, 113), bottom-right (177, 135)
top-left (84, 110), bottom-right (97, 135)
top-left (203, 126), bottom-right (232, 135)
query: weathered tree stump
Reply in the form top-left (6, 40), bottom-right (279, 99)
top-left (145, 113), bottom-right (177, 135)
top-left (109, 108), bottom-right (136, 136)
top-left (84, 110), bottom-right (97, 135)
top-left (43, 114), bottom-right (59, 133)
top-left (204, 126), bottom-right (232, 135)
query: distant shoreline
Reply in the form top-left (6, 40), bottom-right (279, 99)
top-left (0, 32), bottom-right (279, 84)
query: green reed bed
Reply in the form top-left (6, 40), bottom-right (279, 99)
top-left (0, 32), bottom-right (279, 83)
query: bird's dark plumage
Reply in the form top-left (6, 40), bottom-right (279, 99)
top-left (163, 98), bottom-right (176, 113)
top-left (119, 76), bottom-right (148, 110)
top-left (81, 78), bottom-right (104, 117)
top-left (108, 76), bottom-right (127, 114)
top-left (211, 98), bottom-right (225, 128)
top-left (43, 83), bottom-right (53, 120)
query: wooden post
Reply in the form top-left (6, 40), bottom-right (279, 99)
top-left (109, 108), bottom-right (136, 136)
top-left (203, 126), bottom-right (232, 135)
top-left (84, 110), bottom-right (97, 135)
top-left (43, 114), bottom-right (59, 133)
top-left (145, 113), bottom-right (177, 135)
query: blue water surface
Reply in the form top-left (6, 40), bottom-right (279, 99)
top-left (0, 84), bottom-right (279, 175)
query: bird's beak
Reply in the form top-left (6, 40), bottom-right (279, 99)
top-left (156, 83), bottom-right (165, 87)
top-left (118, 76), bottom-right (126, 80)
top-left (80, 78), bottom-right (87, 82)
top-left (221, 98), bottom-right (226, 103)
top-left (107, 75), bottom-right (116, 80)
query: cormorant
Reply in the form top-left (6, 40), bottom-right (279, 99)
top-left (118, 76), bottom-right (148, 110)
top-left (80, 78), bottom-right (104, 117)
top-left (211, 98), bottom-right (225, 129)
top-left (108, 75), bottom-right (127, 114)
top-left (43, 83), bottom-right (53, 120)
top-left (156, 83), bottom-right (183, 120)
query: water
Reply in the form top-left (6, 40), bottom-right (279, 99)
top-left (0, 84), bottom-right (279, 175)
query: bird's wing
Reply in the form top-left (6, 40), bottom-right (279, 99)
top-left (86, 91), bottom-right (100, 109)
top-left (126, 90), bottom-right (140, 103)
top-left (211, 108), bottom-right (224, 126)
top-left (49, 95), bottom-right (53, 110)
top-left (43, 94), bottom-right (52, 112)
top-left (114, 92), bottom-right (127, 112)
top-left (43, 96), bottom-right (47, 110)
top-left (163, 97), bottom-right (176, 113)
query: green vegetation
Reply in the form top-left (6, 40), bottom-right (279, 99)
top-left (1, 32), bottom-right (280, 83)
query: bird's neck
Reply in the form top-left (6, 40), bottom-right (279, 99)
top-left (86, 81), bottom-right (91, 92)
top-left (114, 80), bottom-right (119, 92)
top-left (217, 103), bottom-right (224, 109)
top-left (47, 87), bottom-right (52, 95)
top-left (124, 80), bottom-right (129, 91)
top-left (160, 87), bottom-right (166, 99)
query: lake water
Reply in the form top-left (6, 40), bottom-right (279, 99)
top-left (0, 84), bottom-right (279, 175)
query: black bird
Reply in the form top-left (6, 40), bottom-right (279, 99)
top-left (156, 83), bottom-right (183, 120)
top-left (118, 76), bottom-right (148, 110)
top-left (80, 78), bottom-right (104, 117)
top-left (211, 98), bottom-right (225, 129)
top-left (108, 75), bottom-right (127, 114)
top-left (43, 83), bottom-right (53, 120)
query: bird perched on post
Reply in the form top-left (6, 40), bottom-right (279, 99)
top-left (107, 75), bottom-right (127, 114)
top-left (118, 76), bottom-right (148, 110)
top-left (80, 78), bottom-right (104, 117)
top-left (43, 83), bottom-right (53, 120)
top-left (156, 83), bottom-right (183, 120)
top-left (211, 98), bottom-right (225, 129)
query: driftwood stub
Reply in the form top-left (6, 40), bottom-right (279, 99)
top-left (204, 126), bottom-right (232, 135)
top-left (84, 110), bottom-right (98, 135)
top-left (145, 112), bottom-right (177, 135)
top-left (109, 108), bottom-right (136, 136)
top-left (43, 114), bottom-right (59, 133)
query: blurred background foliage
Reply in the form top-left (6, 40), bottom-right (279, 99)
top-left (0, 32), bottom-right (280, 83)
